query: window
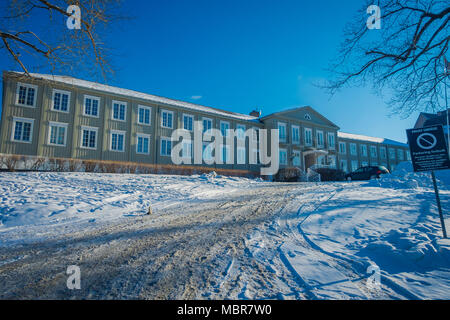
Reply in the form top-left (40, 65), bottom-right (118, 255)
top-left (361, 161), bottom-right (369, 167)
top-left (340, 159), bottom-right (348, 173)
top-left (380, 147), bottom-right (387, 159)
top-left (389, 148), bottom-right (396, 160)
top-left (350, 143), bottom-right (357, 156)
top-left (292, 125), bottom-right (300, 144)
top-left (83, 95), bottom-right (100, 117)
top-left (317, 130), bottom-right (324, 148)
top-left (397, 149), bottom-right (404, 161)
top-left (360, 144), bottom-right (368, 157)
top-left (293, 150), bottom-right (301, 166)
top-left (304, 128), bottom-right (312, 146)
top-left (279, 149), bottom-right (287, 165)
top-left (304, 113), bottom-right (311, 120)
top-left (221, 144), bottom-right (231, 163)
top-left (160, 137), bottom-right (172, 156)
top-left (406, 151), bottom-right (411, 161)
top-left (110, 130), bottom-right (125, 152)
top-left (181, 140), bottom-right (193, 159)
top-left (237, 147), bottom-right (246, 164)
top-left (11, 117), bottom-right (33, 143)
top-left (328, 155), bottom-right (336, 168)
top-left (81, 127), bottom-right (98, 149)
top-left (202, 142), bottom-right (213, 161)
top-left (251, 149), bottom-right (260, 164)
top-left (370, 146), bottom-right (377, 158)
top-left (220, 121), bottom-right (230, 137)
top-left (136, 134), bottom-right (150, 154)
top-left (52, 89), bottom-right (70, 112)
top-left (278, 122), bottom-right (286, 142)
top-left (351, 160), bottom-right (359, 172)
top-left (327, 132), bottom-right (335, 149)
top-left (112, 101), bottom-right (127, 121)
top-left (183, 114), bottom-right (194, 131)
top-left (161, 110), bottom-right (174, 129)
top-left (138, 105), bottom-right (151, 125)
top-left (202, 117), bottom-right (212, 134)
top-left (236, 124), bottom-right (246, 141)
top-left (339, 142), bottom-right (347, 154)
top-left (16, 83), bottom-right (37, 107)
top-left (48, 122), bottom-right (67, 146)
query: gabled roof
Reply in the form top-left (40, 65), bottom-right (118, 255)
top-left (337, 132), bottom-right (408, 147)
top-left (7, 71), bottom-right (259, 122)
top-left (261, 106), bottom-right (340, 129)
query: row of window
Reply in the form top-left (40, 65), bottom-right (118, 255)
top-left (339, 159), bottom-right (394, 173)
top-left (338, 141), bottom-right (410, 161)
top-left (277, 122), bottom-right (336, 149)
top-left (15, 84), bottom-right (260, 135)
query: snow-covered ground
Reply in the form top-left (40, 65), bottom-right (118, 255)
top-left (0, 163), bottom-right (449, 299)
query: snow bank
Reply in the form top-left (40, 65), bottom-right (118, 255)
top-left (369, 161), bottom-right (450, 190)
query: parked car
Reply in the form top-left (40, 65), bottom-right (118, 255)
top-left (345, 166), bottom-right (390, 181)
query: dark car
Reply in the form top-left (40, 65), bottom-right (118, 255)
top-left (345, 166), bottom-right (390, 181)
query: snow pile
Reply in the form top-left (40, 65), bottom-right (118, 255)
top-left (369, 161), bottom-right (450, 190)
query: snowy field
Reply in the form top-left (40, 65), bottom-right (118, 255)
top-left (0, 163), bottom-right (449, 300)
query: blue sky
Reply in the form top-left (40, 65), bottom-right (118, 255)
top-left (0, 0), bottom-right (427, 142)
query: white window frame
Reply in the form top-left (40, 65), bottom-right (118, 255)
top-left (202, 117), bottom-right (213, 134)
top-left (181, 139), bottom-right (193, 159)
top-left (83, 95), bottom-right (100, 118)
top-left (51, 89), bottom-right (71, 113)
top-left (292, 125), bottom-right (300, 144)
top-left (110, 130), bottom-right (126, 152)
top-left (293, 150), bottom-right (301, 166)
top-left (11, 117), bottom-right (34, 143)
top-left (47, 121), bottom-right (68, 147)
top-left (111, 100), bottom-right (127, 122)
top-left (15, 82), bottom-right (37, 108)
top-left (279, 148), bottom-right (287, 165)
top-left (160, 137), bottom-right (172, 156)
top-left (339, 142), bottom-right (347, 154)
top-left (316, 130), bottom-right (324, 148)
top-left (182, 113), bottom-right (194, 132)
top-left (80, 126), bottom-right (98, 150)
top-left (137, 105), bottom-right (152, 126)
top-left (327, 132), bottom-right (335, 150)
top-left (278, 122), bottom-right (287, 142)
top-left (370, 145), bottom-right (378, 158)
top-left (136, 133), bottom-right (151, 155)
top-left (389, 148), bottom-right (396, 160)
top-left (304, 128), bottom-right (312, 146)
top-left (161, 109), bottom-right (174, 129)
top-left (220, 121), bottom-right (230, 137)
top-left (350, 143), bottom-right (357, 156)
top-left (360, 144), bottom-right (368, 157)
top-left (236, 124), bottom-right (246, 141)
top-left (237, 146), bottom-right (246, 164)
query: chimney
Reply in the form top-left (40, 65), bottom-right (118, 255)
top-left (250, 109), bottom-right (261, 117)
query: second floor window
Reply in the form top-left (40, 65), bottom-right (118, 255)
top-left (112, 101), bottom-right (126, 121)
top-left (236, 124), bottom-right (246, 140)
top-left (292, 126), bottom-right (300, 144)
top-left (317, 131), bottom-right (324, 147)
top-left (327, 132), bottom-right (335, 149)
top-left (52, 89), bottom-right (70, 112)
top-left (350, 143), bottom-right (357, 156)
top-left (138, 106), bottom-right (151, 125)
top-left (389, 148), bottom-right (396, 160)
top-left (84, 96), bottom-right (99, 117)
top-left (183, 114), bottom-right (194, 131)
top-left (203, 118), bottom-right (212, 134)
top-left (161, 110), bottom-right (173, 128)
top-left (304, 128), bottom-right (312, 146)
top-left (360, 144), bottom-right (368, 157)
top-left (370, 146), bottom-right (377, 158)
top-left (220, 121), bottom-right (230, 137)
top-left (380, 147), bottom-right (387, 159)
top-left (278, 123), bottom-right (286, 142)
top-left (339, 142), bottom-right (346, 154)
top-left (16, 83), bottom-right (37, 107)
top-left (397, 149), bottom-right (404, 161)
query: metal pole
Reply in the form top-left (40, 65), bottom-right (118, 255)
top-left (431, 171), bottom-right (447, 239)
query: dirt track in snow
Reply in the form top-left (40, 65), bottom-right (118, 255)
top-left (0, 183), bottom-right (307, 299)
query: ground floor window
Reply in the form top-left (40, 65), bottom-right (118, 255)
top-left (136, 134), bottom-right (150, 154)
top-left (351, 160), bottom-right (358, 172)
top-left (237, 147), bottom-right (246, 164)
top-left (279, 149), bottom-right (287, 165)
top-left (81, 127), bottom-right (98, 149)
top-left (340, 160), bottom-right (348, 173)
top-left (160, 138), bottom-right (172, 156)
top-left (293, 151), bottom-right (301, 166)
top-left (110, 131), bottom-right (125, 152)
top-left (48, 122), bottom-right (67, 146)
top-left (12, 117), bottom-right (33, 143)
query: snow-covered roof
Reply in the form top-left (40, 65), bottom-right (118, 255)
top-left (338, 132), bottom-right (408, 147)
top-left (12, 72), bottom-right (259, 122)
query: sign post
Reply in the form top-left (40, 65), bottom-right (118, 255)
top-left (406, 125), bottom-right (450, 239)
